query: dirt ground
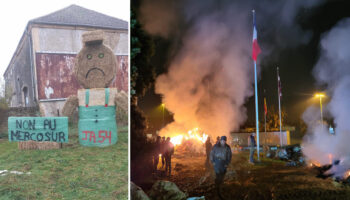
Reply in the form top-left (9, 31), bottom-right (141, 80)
top-left (148, 150), bottom-right (350, 200)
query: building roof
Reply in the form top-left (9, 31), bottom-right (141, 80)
top-left (4, 4), bottom-right (128, 77)
top-left (30, 4), bottom-right (128, 30)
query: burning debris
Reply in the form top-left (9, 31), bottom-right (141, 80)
top-left (302, 19), bottom-right (350, 182)
top-left (308, 157), bottom-right (350, 185)
top-left (168, 128), bottom-right (208, 146)
top-left (164, 128), bottom-right (208, 155)
top-left (264, 145), bottom-right (305, 167)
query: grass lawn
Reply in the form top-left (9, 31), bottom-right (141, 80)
top-left (0, 125), bottom-right (128, 200)
top-left (166, 150), bottom-right (350, 199)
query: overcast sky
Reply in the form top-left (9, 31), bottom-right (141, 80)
top-left (0, 0), bottom-right (129, 80)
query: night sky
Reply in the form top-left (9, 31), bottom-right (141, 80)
top-left (137, 0), bottom-right (350, 133)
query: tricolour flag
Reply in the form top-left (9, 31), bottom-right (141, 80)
top-left (264, 97), bottom-right (267, 115)
top-left (252, 11), bottom-right (261, 61)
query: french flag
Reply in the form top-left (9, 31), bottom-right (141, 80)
top-left (252, 10), bottom-right (261, 61)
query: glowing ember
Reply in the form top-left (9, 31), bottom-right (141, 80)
top-left (309, 161), bottom-right (321, 167)
top-left (346, 170), bottom-right (350, 178)
top-left (328, 154), bottom-right (333, 164)
top-left (168, 128), bottom-right (208, 146)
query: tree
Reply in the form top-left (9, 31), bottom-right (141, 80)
top-left (0, 78), bottom-right (8, 110)
top-left (264, 106), bottom-right (287, 131)
top-left (0, 77), bottom-right (4, 98)
top-left (130, 7), bottom-right (157, 182)
top-left (130, 9), bottom-right (155, 98)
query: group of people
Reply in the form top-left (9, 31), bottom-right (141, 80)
top-left (153, 136), bottom-right (174, 176)
top-left (205, 133), bottom-right (257, 187)
top-left (152, 132), bottom-right (257, 187)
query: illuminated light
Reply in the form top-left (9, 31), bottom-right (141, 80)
top-left (159, 154), bottom-right (162, 157)
top-left (315, 93), bottom-right (325, 98)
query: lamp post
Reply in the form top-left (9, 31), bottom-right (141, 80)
top-left (161, 103), bottom-right (165, 127)
top-left (315, 93), bottom-right (325, 127)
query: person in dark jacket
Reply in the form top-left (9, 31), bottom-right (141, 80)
top-left (216, 136), bottom-right (220, 145)
top-left (248, 133), bottom-right (256, 164)
top-left (161, 136), bottom-right (166, 168)
top-left (153, 136), bottom-right (161, 172)
top-left (164, 137), bottom-right (174, 176)
top-left (210, 136), bottom-right (232, 186)
top-left (205, 137), bottom-right (213, 169)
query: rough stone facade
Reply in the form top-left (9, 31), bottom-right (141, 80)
top-left (4, 34), bottom-right (36, 108)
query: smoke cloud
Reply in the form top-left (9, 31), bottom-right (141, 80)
top-left (138, 0), bottom-right (324, 138)
top-left (302, 18), bottom-right (350, 177)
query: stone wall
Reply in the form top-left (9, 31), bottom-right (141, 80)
top-left (4, 34), bottom-right (36, 108)
top-left (0, 107), bottom-right (40, 134)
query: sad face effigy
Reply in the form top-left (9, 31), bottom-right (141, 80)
top-left (62, 30), bottom-right (125, 147)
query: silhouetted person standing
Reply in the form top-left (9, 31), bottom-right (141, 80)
top-left (164, 137), bottom-right (174, 176)
top-left (153, 136), bottom-right (161, 172)
top-left (161, 136), bottom-right (166, 168)
top-left (248, 133), bottom-right (256, 164)
top-left (205, 137), bottom-right (213, 169)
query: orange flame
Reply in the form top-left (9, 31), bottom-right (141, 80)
top-left (169, 128), bottom-right (208, 146)
top-left (309, 161), bottom-right (321, 167)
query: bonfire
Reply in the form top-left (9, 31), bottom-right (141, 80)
top-left (164, 128), bottom-right (208, 155)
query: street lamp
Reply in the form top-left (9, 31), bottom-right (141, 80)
top-left (161, 103), bottom-right (165, 127)
top-left (315, 93), bottom-right (325, 127)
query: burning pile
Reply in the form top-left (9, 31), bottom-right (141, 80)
top-left (169, 128), bottom-right (208, 146)
top-left (163, 128), bottom-right (208, 155)
top-left (308, 156), bottom-right (350, 184)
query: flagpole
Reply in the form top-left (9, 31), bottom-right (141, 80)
top-left (277, 67), bottom-right (282, 147)
top-left (254, 60), bottom-right (260, 161)
top-left (264, 96), bottom-right (267, 133)
top-left (253, 10), bottom-right (260, 161)
top-left (264, 111), bottom-right (266, 147)
top-left (264, 108), bottom-right (266, 133)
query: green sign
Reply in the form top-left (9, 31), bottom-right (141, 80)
top-left (8, 117), bottom-right (68, 143)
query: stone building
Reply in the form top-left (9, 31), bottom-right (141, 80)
top-left (3, 4), bottom-right (128, 116)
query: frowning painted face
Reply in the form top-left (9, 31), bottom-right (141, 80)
top-left (74, 31), bottom-right (117, 89)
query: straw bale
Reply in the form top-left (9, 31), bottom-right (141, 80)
top-left (62, 95), bottom-right (79, 117)
top-left (75, 31), bottom-right (117, 89)
top-left (82, 30), bottom-right (104, 45)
